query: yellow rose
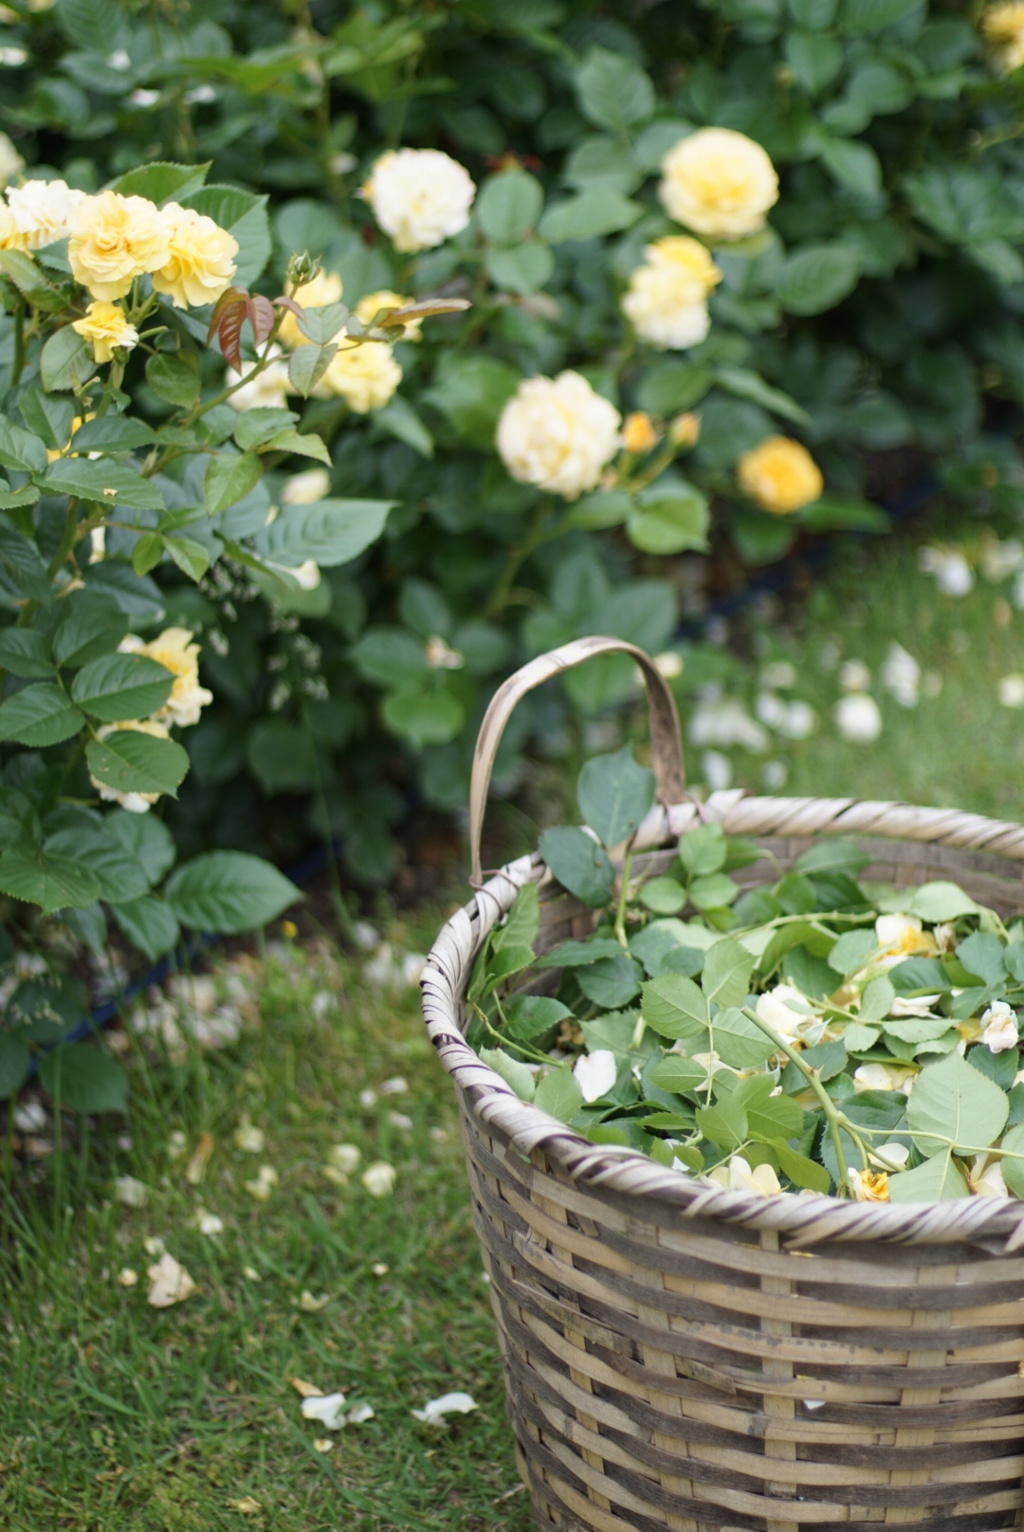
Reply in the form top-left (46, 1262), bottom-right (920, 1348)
top-left (982, 1), bottom-right (1024, 71)
top-left (71, 300), bottom-right (139, 363)
top-left (5, 178), bottom-right (83, 250)
top-left (496, 370), bottom-right (622, 501)
top-left (317, 340), bottom-right (401, 413)
top-left (354, 289), bottom-right (421, 341)
top-left (152, 204), bottom-right (239, 310)
top-left (0, 197), bottom-right (16, 249)
top-left (278, 269), bottom-right (344, 348)
top-left (118, 627), bottom-right (212, 728)
top-left (737, 436), bottom-right (823, 514)
top-left (622, 236), bottom-right (720, 350)
top-left (660, 128), bottom-right (779, 240)
top-left (68, 190), bottom-right (170, 301)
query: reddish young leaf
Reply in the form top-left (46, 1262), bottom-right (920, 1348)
top-left (217, 300), bottom-right (248, 372)
top-left (206, 285), bottom-right (246, 347)
top-left (247, 294), bottom-right (276, 348)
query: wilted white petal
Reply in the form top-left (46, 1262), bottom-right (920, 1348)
top-left (302, 1392), bottom-right (348, 1430)
top-left (326, 1143), bottom-right (361, 1175)
top-left (411, 1391), bottom-right (478, 1425)
top-left (346, 1402), bottom-right (375, 1424)
top-left (114, 1175), bottom-right (148, 1208)
top-left (838, 658), bottom-right (870, 692)
top-left (244, 1165), bottom-right (278, 1201)
top-left (980, 1000), bottom-right (1019, 1053)
top-left (117, 1267), bottom-right (139, 1288)
top-left (380, 1077), bottom-right (408, 1096)
top-left (572, 1049), bottom-right (617, 1103)
top-left (233, 1119), bottom-right (265, 1154)
top-left (196, 1209), bottom-right (224, 1236)
top-left (361, 1161), bottom-right (397, 1197)
top-left (146, 1251), bottom-right (197, 1308)
top-left (919, 546), bottom-right (973, 597)
top-left (299, 1290), bottom-right (330, 1312)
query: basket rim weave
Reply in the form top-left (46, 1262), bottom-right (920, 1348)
top-left (422, 788), bottom-right (1024, 1250)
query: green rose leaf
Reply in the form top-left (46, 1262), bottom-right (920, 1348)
top-left (257, 498), bottom-right (395, 568)
top-left (0, 1034), bottom-right (31, 1099)
top-left (775, 244), bottom-right (862, 316)
top-left (0, 418), bottom-right (48, 474)
top-left (888, 1150), bottom-right (970, 1203)
top-left (0, 684), bottom-right (85, 747)
top-left (575, 46), bottom-right (655, 132)
top-left (204, 451), bottom-right (263, 515)
top-left (477, 169), bottom-right (544, 245)
top-left (534, 1065), bottom-right (584, 1123)
top-left (85, 731), bottom-right (190, 798)
top-left (641, 973), bottom-right (709, 1042)
top-left (537, 826), bottom-right (616, 908)
top-left (381, 688), bottom-right (465, 747)
top-left (627, 485), bottom-right (710, 556)
top-left (907, 1052), bottom-right (1008, 1159)
top-left (110, 896), bottom-right (181, 961)
top-left (40, 326), bottom-right (96, 392)
top-left (538, 189), bottom-right (643, 244)
top-left (0, 847), bottom-right (100, 913)
top-left (479, 1046), bottom-right (535, 1101)
top-left (702, 938), bottom-right (754, 1009)
top-left (0, 629), bottom-right (54, 679)
top-left (907, 881), bottom-right (980, 921)
top-left (712, 1007), bottom-right (777, 1069)
top-left (165, 850), bottom-right (301, 934)
top-left (39, 458), bottom-right (165, 511)
top-left (70, 653), bottom-right (173, 723)
top-left (38, 1045), bottom-right (128, 1113)
top-left (576, 745), bottom-right (655, 848)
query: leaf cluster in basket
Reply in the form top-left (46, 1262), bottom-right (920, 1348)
top-left (468, 747), bottom-right (1024, 1204)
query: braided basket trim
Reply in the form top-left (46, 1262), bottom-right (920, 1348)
top-left (422, 793), bottom-right (1024, 1249)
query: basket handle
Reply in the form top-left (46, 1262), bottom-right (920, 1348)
top-left (469, 636), bottom-right (686, 887)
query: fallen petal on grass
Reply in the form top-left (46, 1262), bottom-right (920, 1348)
top-left (146, 1252), bottom-right (197, 1308)
top-left (244, 1165), bottom-right (278, 1201)
top-left (289, 1377), bottom-right (324, 1398)
top-left (361, 1161), bottom-right (396, 1198)
top-left (114, 1175), bottom-right (148, 1208)
top-left (301, 1392), bottom-right (347, 1430)
top-left (195, 1209), bottom-right (224, 1235)
top-left (233, 1118), bottom-right (266, 1154)
top-left (230, 1497), bottom-right (262, 1514)
top-left (185, 1132), bottom-right (215, 1185)
top-left (116, 1268), bottom-right (138, 1288)
top-left (313, 1438), bottom-right (334, 1453)
top-left (326, 1143), bottom-right (360, 1175)
top-left (298, 1291), bottom-right (330, 1312)
top-left (411, 1391), bottom-right (478, 1425)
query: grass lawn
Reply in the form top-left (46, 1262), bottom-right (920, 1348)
top-left (2, 524), bottom-right (1023, 1530)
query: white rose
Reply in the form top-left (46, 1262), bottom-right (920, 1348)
top-left (980, 1000), bottom-right (1019, 1053)
top-left (853, 1061), bottom-right (916, 1095)
top-left (755, 983), bottom-right (822, 1045)
top-left (707, 1154), bottom-right (781, 1195)
top-left (659, 128), bottom-right (779, 239)
top-left (496, 370), bottom-right (621, 501)
top-left (367, 148), bottom-right (475, 253)
top-left (6, 178), bottom-right (84, 249)
top-left (573, 1050), bottom-right (617, 1104)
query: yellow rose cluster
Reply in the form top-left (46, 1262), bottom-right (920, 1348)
top-left (622, 236), bottom-right (721, 350)
top-left (88, 629), bottom-right (213, 814)
top-left (0, 179), bottom-right (239, 362)
top-left (659, 127), bottom-right (779, 241)
top-left (239, 269), bottom-right (405, 415)
top-left (981, 2), bottom-right (1024, 73)
top-left (737, 436), bottom-right (823, 514)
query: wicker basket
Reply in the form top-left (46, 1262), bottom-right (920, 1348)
top-left (422, 636), bottom-right (1024, 1532)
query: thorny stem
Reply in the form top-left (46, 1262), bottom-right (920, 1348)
top-left (470, 1000), bottom-right (551, 1065)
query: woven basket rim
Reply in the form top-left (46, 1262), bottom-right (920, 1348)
top-left (422, 790), bottom-right (1024, 1248)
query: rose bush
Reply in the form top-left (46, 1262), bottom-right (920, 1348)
top-left (0, 0), bottom-right (1022, 1072)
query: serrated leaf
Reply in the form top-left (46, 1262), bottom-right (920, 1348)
top-left (40, 325), bottom-right (96, 392)
top-left (496, 882), bottom-right (540, 952)
top-left (537, 826), bottom-right (615, 908)
top-left (0, 524), bottom-right (51, 601)
top-left (163, 536), bottom-right (210, 582)
top-left (646, 1054), bottom-right (707, 1094)
top-left (110, 895), bottom-right (180, 962)
top-left (288, 342), bottom-right (337, 398)
top-left (0, 418), bottom-right (48, 474)
top-left (999, 1123), bottom-right (1024, 1198)
top-left (70, 653), bottom-right (173, 723)
top-left (0, 847), bottom-right (99, 913)
top-left (37, 1044), bottom-right (127, 1113)
top-left (641, 974), bottom-right (709, 1042)
top-left (888, 1150), bottom-right (970, 1203)
top-left (479, 1046), bottom-right (535, 1101)
top-left (85, 732), bottom-right (189, 798)
top-left (907, 1052), bottom-right (1008, 1159)
top-left (165, 851), bottom-right (300, 934)
top-left (39, 458), bottom-right (165, 511)
top-left (859, 975), bottom-right (896, 1023)
top-left (503, 995), bottom-right (571, 1042)
top-left (0, 629), bottom-right (54, 679)
top-left (0, 684), bottom-right (84, 746)
top-left (638, 876), bottom-right (687, 915)
top-left (735, 1076), bottom-right (804, 1140)
top-left (576, 745), bottom-right (654, 848)
top-left (106, 808), bottom-right (175, 885)
top-left (256, 498), bottom-right (394, 567)
top-left (906, 881), bottom-right (980, 921)
top-left (696, 1097), bottom-right (747, 1151)
top-left (702, 938), bottom-right (754, 1009)
top-left (52, 598), bottom-right (130, 667)
top-left (772, 1140), bottom-right (831, 1193)
top-left (577, 952), bottom-right (643, 1009)
top-left (711, 1006), bottom-right (777, 1069)
top-left (205, 451), bottom-right (262, 516)
top-left (535, 938), bottom-right (625, 969)
top-left (678, 824), bottom-right (726, 877)
top-left (534, 1065), bottom-right (584, 1123)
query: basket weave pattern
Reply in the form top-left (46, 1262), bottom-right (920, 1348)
top-left (422, 641), bottom-right (1024, 1532)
